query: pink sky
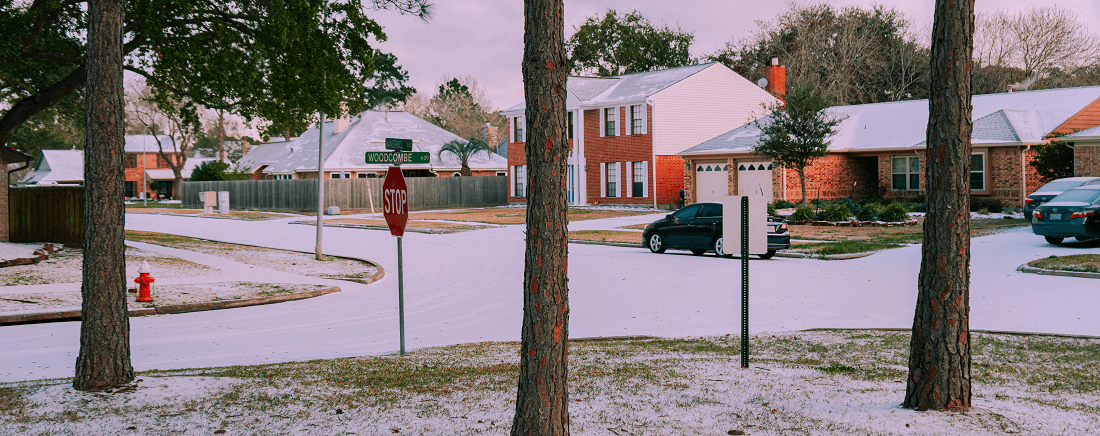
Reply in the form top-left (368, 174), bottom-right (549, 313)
top-left (368, 0), bottom-right (1100, 111)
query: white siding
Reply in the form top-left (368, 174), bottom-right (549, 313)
top-left (650, 63), bottom-right (780, 156)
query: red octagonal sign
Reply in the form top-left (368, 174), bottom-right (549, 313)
top-left (382, 166), bottom-right (409, 237)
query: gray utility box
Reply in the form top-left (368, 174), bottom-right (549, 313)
top-left (217, 191), bottom-right (230, 214)
top-left (326, 206), bottom-right (341, 215)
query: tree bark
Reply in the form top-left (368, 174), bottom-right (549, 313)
top-left (512, 0), bottom-right (570, 434)
top-left (74, 0), bottom-right (133, 392)
top-left (798, 166), bottom-right (807, 204)
top-left (905, 0), bottom-right (974, 411)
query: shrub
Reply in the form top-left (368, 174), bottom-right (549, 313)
top-left (810, 199), bottom-right (825, 207)
top-left (767, 203), bottom-right (777, 215)
top-left (970, 197), bottom-right (1004, 213)
top-left (908, 195), bottom-right (925, 204)
top-left (821, 203), bottom-right (852, 221)
top-left (775, 200), bottom-right (795, 209)
top-left (857, 204), bottom-right (880, 221)
top-left (791, 205), bottom-right (815, 221)
top-left (909, 203), bottom-right (926, 213)
top-left (878, 202), bottom-right (910, 222)
top-left (979, 207), bottom-right (990, 215)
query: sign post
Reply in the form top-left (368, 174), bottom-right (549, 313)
top-left (381, 145), bottom-right (410, 355)
top-left (724, 195), bottom-right (766, 369)
top-left (740, 197), bottom-right (749, 368)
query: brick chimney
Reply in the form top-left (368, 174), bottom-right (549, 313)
top-left (765, 57), bottom-right (786, 102)
top-left (241, 141), bottom-right (250, 156)
top-left (334, 103), bottom-right (351, 134)
top-left (479, 122), bottom-right (499, 147)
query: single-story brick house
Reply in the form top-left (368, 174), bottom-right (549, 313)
top-left (501, 62), bottom-right (780, 208)
top-left (2, 145), bottom-right (32, 241)
top-left (1065, 125), bottom-right (1100, 177)
top-left (238, 110), bottom-right (507, 179)
top-left (678, 85), bottom-right (1100, 208)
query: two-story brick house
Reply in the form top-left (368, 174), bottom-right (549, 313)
top-left (678, 85), bottom-right (1100, 208)
top-left (501, 62), bottom-right (779, 209)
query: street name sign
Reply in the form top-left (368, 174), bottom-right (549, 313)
top-left (382, 166), bottom-right (409, 237)
top-left (385, 137), bottom-right (413, 151)
top-left (365, 151), bottom-right (430, 165)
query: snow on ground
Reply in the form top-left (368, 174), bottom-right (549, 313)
top-left (0, 210), bottom-right (1097, 385)
top-left (0, 242), bottom-right (45, 262)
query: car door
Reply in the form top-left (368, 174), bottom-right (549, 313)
top-left (692, 203), bottom-right (723, 247)
top-left (664, 204), bottom-right (701, 247)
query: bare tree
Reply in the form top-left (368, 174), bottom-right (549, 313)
top-left (126, 81), bottom-right (203, 198)
top-left (906, 0), bottom-right (974, 411)
top-left (975, 5), bottom-right (1100, 89)
top-left (75, 0), bottom-right (133, 392)
top-left (404, 76), bottom-right (507, 140)
top-left (511, 0), bottom-right (570, 433)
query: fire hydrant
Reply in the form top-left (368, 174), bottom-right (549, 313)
top-left (134, 261), bottom-right (155, 302)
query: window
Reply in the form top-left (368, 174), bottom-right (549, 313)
top-left (497, 171), bottom-right (507, 177)
top-left (124, 181), bottom-right (135, 197)
top-left (513, 117), bottom-right (525, 142)
top-left (892, 156), bottom-right (920, 190)
top-left (568, 112), bottom-right (574, 140)
top-left (157, 155), bottom-right (170, 168)
top-left (357, 173), bottom-right (369, 178)
top-left (605, 162), bottom-right (618, 197)
top-left (514, 165), bottom-right (526, 197)
top-left (699, 203), bottom-right (722, 217)
top-left (273, 174), bottom-right (292, 180)
top-left (630, 104), bottom-right (645, 134)
top-left (452, 173), bottom-right (462, 177)
top-left (672, 204), bottom-right (701, 219)
top-left (970, 153), bottom-right (985, 190)
top-left (632, 161), bottom-right (645, 197)
top-left (125, 155), bottom-right (137, 168)
top-left (603, 107), bottom-right (617, 136)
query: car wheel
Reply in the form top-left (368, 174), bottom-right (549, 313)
top-left (690, 249), bottom-right (707, 255)
top-left (714, 235), bottom-right (730, 258)
top-left (648, 233), bottom-right (666, 253)
top-left (1045, 236), bottom-right (1064, 244)
top-left (757, 249), bottom-right (776, 259)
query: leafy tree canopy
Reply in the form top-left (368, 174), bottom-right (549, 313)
top-left (753, 86), bottom-right (845, 202)
top-left (0, 0), bottom-right (432, 151)
top-left (567, 9), bottom-right (695, 76)
top-left (404, 76), bottom-right (505, 140)
top-left (437, 137), bottom-right (491, 176)
top-left (1031, 139), bottom-right (1074, 182)
top-left (189, 160), bottom-right (231, 182)
top-left (361, 52), bottom-right (416, 111)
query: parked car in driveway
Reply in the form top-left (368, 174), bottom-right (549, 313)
top-left (642, 202), bottom-right (791, 259)
top-left (1023, 177), bottom-right (1100, 218)
top-left (1031, 185), bottom-right (1100, 244)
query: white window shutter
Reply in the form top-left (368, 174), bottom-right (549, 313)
top-left (521, 165), bottom-right (527, 197)
top-left (599, 109), bottom-right (605, 138)
top-left (626, 162), bottom-right (633, 196)
top-left (509, 117), bottom-right (515, 142)
top-left (641, 104), bottom-right (648, 135)
top-left (616, 107), bottom-right (622, 137)
top-left (642, 161), bottom-right (649, 197)
top-left (510, 166), bottom-right (516, 196)
top-left (600, 163), bottom-right (606, 197)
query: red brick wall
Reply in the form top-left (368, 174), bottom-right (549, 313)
top-left (1075, 143), bottom-right (1100, 177)
top-left (655, 155), bottom-right (683, 208)
top-left (584, 107), bottom-right (655, 205)
top-left (0, 154), bottom-right (8, 241)
top-left (124, 152), bottom-right (179, 198)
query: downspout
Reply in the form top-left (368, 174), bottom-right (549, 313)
top-left (7, 160), bottom-right (30, 177)
top-left (1021, 144), bottom-right (1031, 209)
top-left (648, 99), bottom-right (657, 209)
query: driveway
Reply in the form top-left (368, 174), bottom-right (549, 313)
top-left (1, 212), bottom-right (1097, 382)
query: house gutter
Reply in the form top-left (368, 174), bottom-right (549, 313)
top-left (648, 98), bottom-right (657, 209)
top-left (1021, 144), bottom-right (1031, 208)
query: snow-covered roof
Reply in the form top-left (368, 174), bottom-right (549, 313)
top-left (21, 150), bottom-right (84, 185)
top-left (1064, 125), bottom-right (1100, 141)
top-left (502, 63), bottom-right (718, 115)
top-left (236, 142), bottom-right (293, 172)
top-left (680, 85), bottom-right (1100, 156)
top-left (252, 110), bottom-right (507, 175)
top-left (124, 135), bottom-right (178, 153)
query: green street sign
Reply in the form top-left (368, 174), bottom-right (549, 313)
top-left (385, 138), bottom-right (413, 151)
top-left (365, 151), bottom-right (430, 165)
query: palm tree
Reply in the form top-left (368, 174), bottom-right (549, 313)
top-left (437, 137), bottom-right (492, 176)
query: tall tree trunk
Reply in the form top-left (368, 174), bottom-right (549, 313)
top-left (798, 166), bottom-right (807, 204)
top-left (905, 0), bottom-right (974, 411)
top-left (512, 0), bottom-right (570, 434)
top-left (218, 109), bottom-right (226, 160)
top-left (74, 0), bottom-right (134, 392)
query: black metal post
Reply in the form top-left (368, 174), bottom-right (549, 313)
top-left (398, 235), bottom-right (405, 356)
top-left (741, 196), bottom-right (749, 368)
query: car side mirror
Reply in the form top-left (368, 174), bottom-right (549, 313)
top-left (666, 213), bottom-right (673, 220)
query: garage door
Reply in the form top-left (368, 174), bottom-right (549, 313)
top-left (695, 162), bottom-right (729, 203)
top-left (737, 162), bottom-right (773, 200)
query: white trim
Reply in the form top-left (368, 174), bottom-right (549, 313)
top-left (599, 109), bottom-right (606, 138)
top-left (600, 163), bottom-right (606, 197)
top-left (641, 161), bottom-right (649, 198)
top-left (641, 104), bottom-right (648, 135)
top-left (626, 161), bottom-right (633, 196)
top-left (509, 117), bottom-right (515, 142)
top-left (971, 151), bottom-right (987, 192)
top-left (510, 166), bottom-right (516, 195)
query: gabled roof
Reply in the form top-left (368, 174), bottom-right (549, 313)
top-left (681, 85), bottom-right (1100, 156)
top-left (1064, 125), bottom-right (1100, 140)
top-left (21, 150), bottom-right (84, 184)
top-left (250, 110), bottom-right (507, 174)
top-left (125, 135), bottom-right (178, 153)
top-left (2, 146), bottom-right (31, 163)
top-left (236, 141), bottom-right (293, 172)
top-left (502, 63), bottom-right (720, 115)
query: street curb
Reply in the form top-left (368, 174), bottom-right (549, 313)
top-left (799, 327), bottom-right (1100, 340)
top-left (564, 240), bottom-right (877, 260)
top-left (567, 239), bottom-right (642, 248)
top-left (1016, 264), bottom-right (1100, 279)
top-left (289, 220), bottom-right (457, 234)
top-left (0, 286), bottom-right (341, 326)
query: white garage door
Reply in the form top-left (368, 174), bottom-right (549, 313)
top-left (695, 162), bottom-right (729, 203)
top-left (737, 162), bottom-right (774, 201)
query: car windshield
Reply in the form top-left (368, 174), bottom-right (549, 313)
top-left (1049, 189), bottom-right (1100, 204)
top-left (1037, 180), bottom-right (1088, 193)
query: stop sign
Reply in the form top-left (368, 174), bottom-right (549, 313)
top-left (382, 166), bottom-right (409, 237)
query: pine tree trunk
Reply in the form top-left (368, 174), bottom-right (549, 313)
top-left (218, 110), bottom-right (226, 160)
top-left (512, 0), bottom-right (570, 434)
top-left (74, 0), bottom-right (134, 392)
top-left (904, 0), bottom-right (974, 411)
top-left (798, 166), bottom-right (807, 204)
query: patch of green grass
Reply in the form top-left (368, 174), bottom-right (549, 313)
top-left (1028, 254), bottom-right (1100, 273)
top-left (793, 240), bottom-right (903, 256)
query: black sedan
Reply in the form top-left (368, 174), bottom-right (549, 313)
top-left (642, 202), bottom-right (791, 259)
top-left (1031, 185), bottom-right (1100, 244)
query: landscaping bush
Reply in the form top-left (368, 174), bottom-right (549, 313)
top-left (767, 203), bottom-right (777, 215)
top-left (810, 199), bottom-right (826, 207)
top-left (908, 203), bottom-right (926, 213)
top-left (857, 204), bottom-right (880, 221)
top-left (775, 200), bottom-right (795, 209)
top-left (878, 202), bottom-right (910, 222)
top-left (791, 205), bottom-right (815, 221)
top-left (820, 203), bottom-right (852, 222)
top-left (970, 197), bottom-right (1004, 213)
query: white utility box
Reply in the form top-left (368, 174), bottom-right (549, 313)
top-left (723, 195), bottom-right (768, 257)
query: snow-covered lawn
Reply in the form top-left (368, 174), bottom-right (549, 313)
top-left (3, 330), bottom-right (1097, 435)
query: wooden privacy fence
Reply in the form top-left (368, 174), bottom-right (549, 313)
top-left (9, 186), bottom-right (84, 244)
top-left (181, 177), bottom-right (508, 211)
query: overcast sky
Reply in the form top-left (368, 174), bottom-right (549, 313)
top-left (366, 0), bottom-right (1100, 111)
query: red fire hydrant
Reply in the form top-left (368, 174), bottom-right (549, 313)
top-left (134, 261), bottom-right (155, 302)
